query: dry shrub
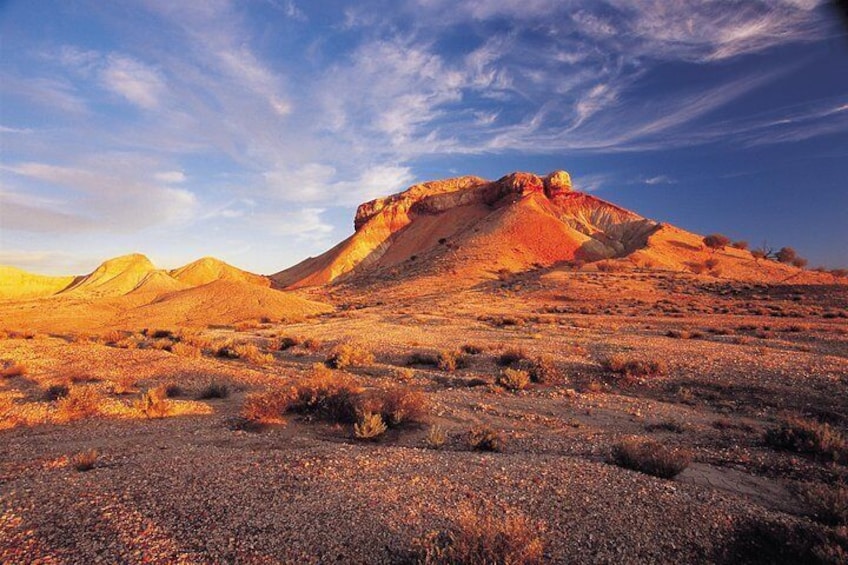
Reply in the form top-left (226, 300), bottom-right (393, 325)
top-left (600, 354), bottom-right (667, 378)
top-left (437, 349), bottom-right (468, 372)
top-left (150, 338), bottom-right (174, 351)
top-left (765, 417), bottom-right (847, 462)
top-left (416, 505), bottom-right (544, 565)
top-left (497, 347), bottom-right (529, 368)
top-left (71, 449), bottom-right (98, 472)
top-left (197, 382), bottom-right (231, 400)
top-left (275, 336), bottom-right (302, 350)
top-left (0, 361), bottom-right (27, 378)
top-left (240, 389), bottom-right (291, 427)
top-left (392, 367), bottom-right (415, 381)
top-left (112, 373), bottom-right (137, 395)
top-left (303, 337), bottom-right (322, 351)
top-left (426, 425), bottom-right (447, 449)
top-left (43, 384), bottom-right (70, 401)
top-left (524, 354), bottom-right (561, 384)
top-left (369, 387), bottom-right (429, 427)
top-left (230, 343), bottom-right (274, 365)
top-left (288, 365), bottom-right (363, 423)
top-left (800, 483), bottom-right (848, 526)
top-left (468, 426), bottom-right (503, 452)
top-left (354, 412), bottom-right (387, 440)
top-left (705, 257), bottom-right (721, 270)
top-left (462, 344), bottom-right (485, 355)
top-left (101, 330), bottom-right (128, 345)
top-left (68, 372), bottom-right (99, 384)
top-left (164, 384), bottom-right (184, 398)
top-left (689, 262), bottom-right (707, 275)
top-left (596, 260), bottom-right (624, 272)
top-left (55, 386), bottom-right (103, 423)
top-left (134, 386), bottom-right (171, 419)
top-left (497, 368), bottom-right (530, 391)
top-left (610, 437), bottom-right (690, 478)
top-left (326, 343), bottom-right (374, 370)
top-left (171, 342), bottom-right (201, 358)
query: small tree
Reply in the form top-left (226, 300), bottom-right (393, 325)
top-left (776, 247), bottom-right (797, 264)
top-left (731, 240), bottom-right (749, 250)
top-left (703, 234), bottom-right (730, 253)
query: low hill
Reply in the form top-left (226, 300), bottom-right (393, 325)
top-left (169, 257), bottom-right (270, 288)
top-left (0, 266), bottom-right (76, 299)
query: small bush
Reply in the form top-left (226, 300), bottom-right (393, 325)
top-left (425, 425), bottom-right (447, 449)
top-left (303, 337), bottom-right (322, 351)
top-left (525, 354), bottom-right (561, 384)
top-left (288, 367), bottom-right (362, 424)
top-left (610, 437), bottom-right (690, 478)
top-left (241, 389), bottom-right (290, 426)
top-left (134, 386), bottom-right (171, 419)
top-left (731, 240), bottom-right (749, 250)
top-left (437, 349), bottom-right (468, 372)
top-left (497, 368), bottom-right (530, 391)
top-left (0, 362), bottom-right (27, 378)
top-left (276, 336), bottom-right (302, 350)
top-left (800, 483), bottom-right (848, 526)
top-left (496, 347), bottom-right (529, 368)
top-left (468, 426), bottom-right (503, 452)
top-left (68, 372), bottom-right (99, 384)
top-left (596, 260), bottom-right (624, 272)
top-left (71, 449), bottom-right (98, 472)
top-left (461, 344), bottom-right (485, 355)
top-left (197, 382), bottom-right (231, 400)
top-left (371, 387), bottom-right (429, 427)
top-left (43, 384), bottom-right (70, 401)
top-left (704, 258), bottom-right (721, 270)
top-left (703, 234), bottom-right (730, 251)
top-left (416, 505), bottom-right (544, 565)
top-left (326, 343), bottom-right (374, 370)
top-left (600, 354), bottom-right (667, 378)
top-left (354, 412), bottom-right (387, 440)
top-left (55, 387), bottom-right (103, 423)
top-left (170, 342), bottom-right (201, 358)
top-left (765, 417), bottom-right (847, 462)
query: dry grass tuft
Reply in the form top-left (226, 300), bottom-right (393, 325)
top-left (468, 426), bottom-right (504, 452)
top-left (437, 349), bottom-right (468, 372)
top-left (354, 412), bottom-right (387, 440)
top-left (112, 373), bottom-right (138, 395)
top-left (134, 386), bottom-right (171, 419)
top-left (524, 354), bottom-right (562, 384)
top-left (0, 361), bottom-right (27, 378)
top-left (497, 368), bottom-right (530, 391)
top-left (416, 505), bottom-right (544, 565)
top-left (55, 386), bottom-right (103, 423)
top-left (461, 343), bottom-right (485, 355)
top-left (610, 437), bottom-right (690, 478)
top-left (765, 417), bottom-right (847, 462)
top-left (326, 343), bottom-right (374, 370)
top-left (171, 342), bottom-right (201, 358)
top-left (425, 425), bottom-right (447, 449)
top-left (600, 354), bottom-right (667, 378)
top-left (71, 449), bottom-right (99, 472)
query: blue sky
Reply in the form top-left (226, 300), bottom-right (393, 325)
top-left (1, 0), bottom-right (847, 275)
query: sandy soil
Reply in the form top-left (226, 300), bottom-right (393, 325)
top-left (1, 269), bottom-right (847, 563)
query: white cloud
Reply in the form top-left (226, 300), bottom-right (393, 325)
top-left (154, 170), bottom-right (187, 183)
top-left (643, 175), bottom-right (676, 185)
top-left (100, 54), bottom-right (166, 109)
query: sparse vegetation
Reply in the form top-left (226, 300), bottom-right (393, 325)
top-left (425, 425), bottom-right (447, 449)
top-left (0, 361), bottom-right (27, 378)
top-left (610, 437), bottom-right (690, 478)
top-left (468, 426), bottom-right (503, 452)
top-left (55, 386), bottom-right (103, 423)
top-left (600, 354), bottom-right (667, 378)
top-left (496, 347), bottom-right (529, 368)
top-left (437, 349), bottom-right (467, 372)
top-left (353, 412), bottom-right (387, 440)
top-left (287, 365), bottom-right (363, 424)
top-left (524, 354), bottom-right (562, 384)
top-left (703, 234), bottom-right (730, 252)
top-left (241, 389), bottom-right (290, 427)
top-left (371, 387), bottom-right (429, 427)
top-left (765, 417), bottom-right (847, 462)
top-left (461, 343), bottom-right (485, 355)
top-left (800, 483), bottom-right (848, 526)
top-left (134, 386), bottom-right (172, 419)
top-left (43, 384), bottom-right (70, 401)
top-left (326, 343), bottom-right (374, 370)
top-left (71, 449), bottom-right (99, 472)
top-left (497, 368), bottom-right (530, 391)
top-left (415, 505), bottom-right (544, 565)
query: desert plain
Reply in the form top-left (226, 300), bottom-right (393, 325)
top-left (1, 171), bottom-right (847, 564)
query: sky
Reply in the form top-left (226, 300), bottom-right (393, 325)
top-left (1, 0), bottom-right (847, 276)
